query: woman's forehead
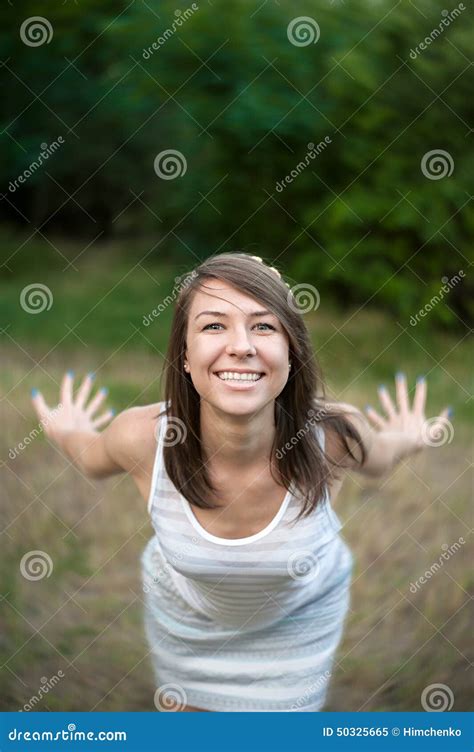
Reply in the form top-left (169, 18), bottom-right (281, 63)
top-left (189, 279), bottom-right (264, 314)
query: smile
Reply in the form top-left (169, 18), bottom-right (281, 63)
top-left (216, 371), bottom-right (263, 381)
top-left (213, 371), bottom-right (265, 386)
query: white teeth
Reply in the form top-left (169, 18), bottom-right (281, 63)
top-left (216, 372), bottom-right (263, 381)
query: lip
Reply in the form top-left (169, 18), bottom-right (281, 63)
top-left (213, 369), bottom-right (265, 375)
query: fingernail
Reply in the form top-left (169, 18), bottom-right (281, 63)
top-left (378, 384), bottom-right (386, 391)
top-left (31, 388), bottom-right (38, 397)
top-left (396, 371), bottom-right (404, 380)
top-left (365, 404), bottom-right (372, 411)
top-left (88, 371), bottom-right (96, 380)
top-left (67, 370), bottom-right (74, 377)
top-left (416, 375), bottom-right (425, 383)
top-left (447, 407), bottom-right (454, 418)
top-left (110, 408), bottom-right (116, 416)
top-left (100, 387), bottom-right (109, 395)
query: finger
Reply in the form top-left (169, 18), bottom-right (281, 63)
top-left (364, 405), bottom-right (386, 430)
top-left (413, 376), bottom-right (427, 416)
top-left (60, 370), bottom-right (74, 407)
top-left (85, 387), bottom-right (108, 417)
top-left (75, 372), bottom-right (95, 410)
top-left (434, 407), bottom-right (451, 423)
top-left (377, 384), bottom-right (396, 418)
top-left (91, 409), bottom-right (115, 430)
top-left (31, 390), bottom-right (51, 422)
top-left (395, 372), bottom-right (409, 415)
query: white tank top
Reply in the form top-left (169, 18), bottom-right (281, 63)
top-left (147, 403), bottom-right (345, 631)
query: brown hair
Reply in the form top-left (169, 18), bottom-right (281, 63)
top-left (155, 252), bottom-right (366, 522)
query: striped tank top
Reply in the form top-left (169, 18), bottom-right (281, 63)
top-left (146, 404), bottom-right (345, 632)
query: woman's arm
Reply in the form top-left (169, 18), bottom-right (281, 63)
top-left (31, 371), bottom-right (143, 479)
top-left (56, 412), bottom-right (132, 479)
top-left (325, 373), bottom-right (452, 478)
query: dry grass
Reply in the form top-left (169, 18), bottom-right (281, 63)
top-left (0, 335), bottom-right (472, 712)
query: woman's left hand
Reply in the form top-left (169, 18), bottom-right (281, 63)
top-left (364, 373), bottom-right (453, 459)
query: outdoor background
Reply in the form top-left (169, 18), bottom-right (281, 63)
top-left (1, 0), bottom-right (472, 712)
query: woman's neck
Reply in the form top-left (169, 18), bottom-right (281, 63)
top-left (200, 401), bottom-right (276, 469)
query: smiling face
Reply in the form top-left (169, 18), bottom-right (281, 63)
top-left (184, 278), bottom-right (291, 415)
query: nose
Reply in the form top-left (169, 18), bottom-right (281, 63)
top-left (225, 325), bottom-right (257, 358)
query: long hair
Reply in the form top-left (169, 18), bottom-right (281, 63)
top-left (155, 252), bottom-right (366, 522)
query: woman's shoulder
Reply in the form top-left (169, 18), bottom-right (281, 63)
top-left (111, 402), bottom-right (167, 469)
top-left (317, 400), bottom-right (368, 470)
top-left (134, 400), bottom-right (168, 439)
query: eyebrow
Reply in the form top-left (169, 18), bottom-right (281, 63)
top-left (194, 309), bottom-right (273, 321)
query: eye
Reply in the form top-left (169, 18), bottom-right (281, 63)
top-left (202, 322), bottom-right (276, 331)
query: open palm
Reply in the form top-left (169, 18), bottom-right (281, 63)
top-left (31, 372), bottom-right (114, 445)
top-left (365, 373), bottom-right (453, 455)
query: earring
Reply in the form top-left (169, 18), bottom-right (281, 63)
top-left (184, 363), bottom-right (190, 372)
top-left (289, 363), bottom-right (292, 370)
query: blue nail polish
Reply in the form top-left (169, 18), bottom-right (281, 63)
top-left (88, 372), bottom-right (96, 380)
top-left (378, 384), bottom-right (386, 391)
top-left (31, 388), bottom-right (38, 397)
top-left (416, 375), bottom-right (425, 383)
top-left (447, 407), bottom-right (454, 418)
top-left (110, 408), bottom-right (116, 416)
top-left (100, 387), bottom-right (108, 394)
top-left (365, 404), bottom-right (372, 411)
top-left (396, 371), bottom-right (404, 379)
top-left (67, 370), bottom-right (74, 377)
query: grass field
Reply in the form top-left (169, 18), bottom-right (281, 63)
top-left (0, 234), bottom-right (472, 711)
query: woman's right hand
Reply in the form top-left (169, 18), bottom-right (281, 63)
top-left (31, 371), bottom-right (115, 446)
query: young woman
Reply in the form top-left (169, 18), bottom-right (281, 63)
top-left (31, 252), bottom-right (451, 712)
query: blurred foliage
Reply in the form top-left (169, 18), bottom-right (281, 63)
top-left (1, 0), bottom-right (472, 328)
